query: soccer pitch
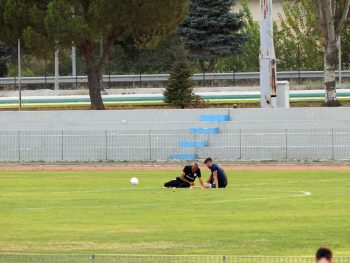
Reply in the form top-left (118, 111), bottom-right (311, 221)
top-left (0, 168), bottom-right (349, 256)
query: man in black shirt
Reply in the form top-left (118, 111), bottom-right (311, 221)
top-left (164, 163), bottom-right (204, 188)
top-left (203, 157), bottom-right (228, 188)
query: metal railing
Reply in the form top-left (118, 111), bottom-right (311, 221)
top-left (0, 128), bottom-right (350, 162)
top-left (0, 255), bottom-right (349, 263)
top-left (0, 71), bottom-right (349, 86)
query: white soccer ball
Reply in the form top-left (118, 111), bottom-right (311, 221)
top-left (130, 177), bottom-right (139, 185)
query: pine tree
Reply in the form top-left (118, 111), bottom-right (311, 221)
top-left (178, 0), bottom-right (248, 72)
top-left (163, 45), bottom-right (199, 108)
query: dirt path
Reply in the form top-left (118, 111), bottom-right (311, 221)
top-left (1, 164), bottom-right (350, 172)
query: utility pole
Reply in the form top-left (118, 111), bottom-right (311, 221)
top-left (54, 47), bottom-right (59, 90)
top-left (18, 39), bottom-right (22, 111)
top-left (72, 46), bottom-right (77, 77)
top-left (260, 0), bottom-right (277, 108)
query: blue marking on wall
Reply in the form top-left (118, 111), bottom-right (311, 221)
top-left (200, 115), bottom-right (230, 122)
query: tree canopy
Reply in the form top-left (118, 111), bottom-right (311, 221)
top-left (216, 0), bottom-right (259, 72)
top-left (178, 0), bottom-right (248, 72)
top-left (0, 0), bottom-right (189, 109)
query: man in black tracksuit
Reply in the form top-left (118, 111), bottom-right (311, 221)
top-left (203, 157), bottom-right (228, 188)
top-left (164, 163), bottom-right (204, 188)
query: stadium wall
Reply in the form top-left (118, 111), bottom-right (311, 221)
top-left (0, 108), bottom-right (350, 131)
top-left (0, 108), bottom-right (349, 161)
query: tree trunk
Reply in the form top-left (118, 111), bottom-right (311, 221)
top-left (208, 59), bottom-right (215, 72)
top-left (324, 40), bottom-right (338, 104)
top-left (317, 0), bottom-right (344, 106)
top-left (81, 42), bottom-right (105, 110)
top-left (199, 59), bottom-right (216, 72)
top-left (199, 60), bottom-right (206, 72)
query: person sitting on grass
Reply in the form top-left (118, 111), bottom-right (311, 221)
top-left (203, 157), bottom-right (228, 188)
top-left (316, 248), bottom-right (333, 263)
top-left (164, 163), bottom-right (204, 188)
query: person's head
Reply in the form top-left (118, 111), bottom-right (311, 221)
top-left (191, 162), bottom-right (199, 173)
top-left (204, 157), bottom-right (213, 168)
top-left (316, 248), bottom-right (333, 263)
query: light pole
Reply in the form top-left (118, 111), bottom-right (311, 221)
top-left (260, 0), bottom-right (277, 108)
top-left (18, 39), bottom-right (22, 111)
top-left (54, 46), bottom-right (59, 90)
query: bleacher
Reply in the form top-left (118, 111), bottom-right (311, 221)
top-left (0, 108), bottom-right (350, 161)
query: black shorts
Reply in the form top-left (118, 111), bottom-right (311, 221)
top-left (164, 177), bottom-right (190, 188)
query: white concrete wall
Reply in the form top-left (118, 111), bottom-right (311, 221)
top-left (0, 108), bottom-right (350, 131)
top-left (1, 108), bottom-right (350, 161)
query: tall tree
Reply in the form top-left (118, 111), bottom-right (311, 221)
top-left (178, 0), bottom-right (248, 72)
top-left (0, 0), bottom-right (189, 109)
top-left (216, 0), bottom-right (259, 72)
top-left (274, 0), bottom-right (324, 71)
top-left (313, 0), bottom-right (350, 105)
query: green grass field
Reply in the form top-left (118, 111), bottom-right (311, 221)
top-left (0, 169), bottom-right (349, 256)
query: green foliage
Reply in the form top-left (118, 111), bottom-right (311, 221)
top-left (216, 0), bottom-right (259, 72)
top-left (163, 45), bottom-right (199, 108)
top-left (0, 42), bottom-right (14, 77)
top-left (0, 0), bottom-right (189, 109)
top-left (341, 25), bottom-right (350, 69)
top-left (42, 0), bottom-right (189, 51)
top-left (274, 0), bottom-right (324, 71)
top-left (0, 0), bottom-right (190, 60)
top-left (107, 35), bottom-right (182, 75)
top-left (179, 0), bottom-right (248, 72)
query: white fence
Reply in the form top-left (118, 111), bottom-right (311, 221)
top-left (0, 129), bottom-right (349, 162)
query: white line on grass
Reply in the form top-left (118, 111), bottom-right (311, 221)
top-left (191, 190), bottom-right (312, 205)
top-left (20, 189), bottom-right (312, 211)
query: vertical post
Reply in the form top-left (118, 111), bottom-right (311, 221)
top-left (105, 130), bottom-right (108, 161)
top-left (232, 71), bottom-right (236, 86)
top-left (331, 128), bottom-right (334, 160)
top-left (203, 71), bottom-right (206, 87)
top-left (72, 46), bottom-right (77, 77)
top-left (139, 72), bottom-right (142, 89)
top-left (18, 131), bottom-right (21, 162)
top-left (285, 129), bottom-right (288, 159)
top-left (54, 47), bottom-right (59, 90)
top-left (44, 58), bottom-right (47, 88)
top-left (91, 254), bottom-right (95, 263)
top-left (61, 130), bottom-right (64, 161)
top-left (260, 0), bottom-right (277, 108)
top-left (149, 130), bottom-right (152, 160)
top-left (18, 39), bottom-right (22, 111)
top-left (223, 256), bottom-right (226, 263)
top-left (239, 129), bottom-right (242, 159)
